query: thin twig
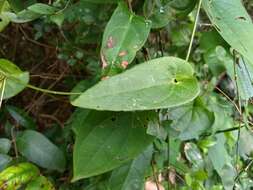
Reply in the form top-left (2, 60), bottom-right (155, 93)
top-left (167, 134), bottom-right (170, 190)
top-left (186, 0), bottom-right (202, 61)
top-left (151, 160), bottom-right (160, 190)
top-left (233, 52), bottom-right (242, 169)
top-left (19, 26), bottom-right (55, 49)
top-left (0, 78), bottom-right (6, 109)
top-left (215, 86), bottom-right (242, 115)
top-left (234, 159), bottom-right (253, 183)
top-left (11, 126), bottom-right (19, 158)
top-left (127, 0), bottom-right (133, 12)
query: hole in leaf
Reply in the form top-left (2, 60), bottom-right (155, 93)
top-left (236, 16), bottom-right (246, 21)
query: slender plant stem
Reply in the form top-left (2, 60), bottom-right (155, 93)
top-left (234, 159), bottom-right (253, 183)
top-left (0, 70), bottom-right (82, 96)
top-left (167, 135), bottom-right (170, 190)
top-left (0, 78), bottom-right (6, 109)
top-left (186, 0), bottom-right (202, 62)
top-left (11, 126), bottom-right (18, 158)
top-left (26, 84), bottom-right (81, 96)
top-left (151, 160), bottom-right (160, 190)
top-left (233, 53), bottom-right (242, 163)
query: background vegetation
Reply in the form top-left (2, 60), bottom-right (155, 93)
top-left (0, 0), bottom-right (253, 189)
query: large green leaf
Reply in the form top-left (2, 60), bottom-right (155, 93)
top-left (71, 57), bottom-right (200, 111)
top-left (108, 146), bottom-right (153, 190)
top-left (0, 59), bottom-right (29, 99)
top-left (16, 130), bottom-right (66, 171)
top-left (0, 138), bottom-right (11, 154)
top-left (71, 109), bottom-right (155, 181)
top-left (202, 0), bottom-right (253, 65)
top-left (0, 162), bottom-right (39, 190)
top-left (101, 3), bottom-right (151, 76)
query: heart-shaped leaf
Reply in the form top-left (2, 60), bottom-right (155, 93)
top-left (71, 57), bottom-right (200, 111)
top-left (71, 109), bottom-right (155, 181)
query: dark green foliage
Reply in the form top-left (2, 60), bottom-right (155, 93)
top-left (1, 0), bottom-right (253, 189)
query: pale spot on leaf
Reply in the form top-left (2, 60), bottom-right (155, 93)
top-left (101, 52), bottom-right (108, 69)
top-left (121, 61), bottom-right (129, 69)
top-left (107, 36), bottom-right (115, 48)
top-left (119, 51), bottom-right (127, 57)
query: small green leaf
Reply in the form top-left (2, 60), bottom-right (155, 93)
top-left (6, 105), bottom-right (36, 129)
top-left (219, 164), bottom-right (237, 190)
top-left (202, 0), bottom-right (253, 65)
top-left (0, 1), bottom-right (10, 32)
top-left (0, 154), bottom-right (11, 171)
top-left (238, 128), bottom-right (253, 159)
top-left (0, 59), bottom-right (29, 99)
top-left (25, 175), bottom-right (55, 190)
top-left (208, 134), bottom-right (236, 189)
top-left (0, 14), bottom-right (10, 32)
top-left (204, 46), bottom-right (231, 76)
top-left (0, 138), bottom-right (11, 154)
top-left (168, 98), bottom-right (214, 140)
top-left (0, 162), bottom-right (39, 190)
top-left (71, 57), bottom-right (200, 111)
top-left (71, 109), bottom-right (155, 181)
top-left (101, 3), bottom-right (151, 76)
top-left (208, 134), bottom-right (231, 173)
top-left (3, 9), bottom-right (41, 23)
top-left (143, 1), bottom-right (174, 29)
top-left (169, 0), bottom-right (196, 11)
top-left (16, 130), bottom-right (66, 171)
top-left (184, 143), bottom-right (204, 170)
top-left (50, 12), bottom-right (64, 27)
top-left (27, 3), bottom-right (58, 15)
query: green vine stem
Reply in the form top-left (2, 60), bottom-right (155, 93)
top-left (26, 84), bottom-right (82, 96)
top-left (186, 0), bottom-right (202, 62)
top-left (0, 78), bottom-right (6, 108)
